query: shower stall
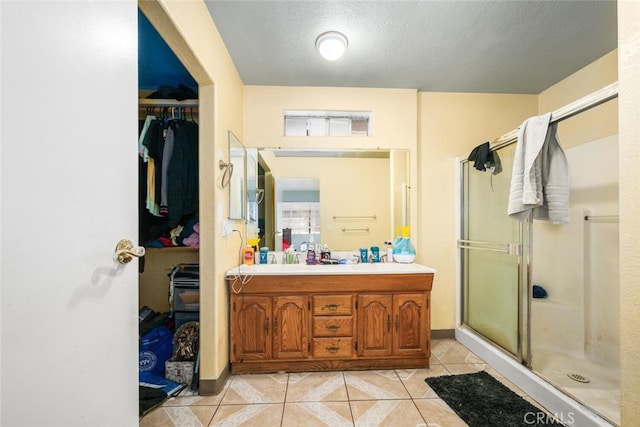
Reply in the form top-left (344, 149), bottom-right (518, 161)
top-left (457, 84), bottom-right (619, 426)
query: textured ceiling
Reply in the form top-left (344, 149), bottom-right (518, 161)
top-left (203, 0), bottom-right (617, 94)
top-left (138, 1), bottom-right (617, 95)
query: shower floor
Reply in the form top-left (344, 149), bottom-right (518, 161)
top-left (531, 346), bottom-right (620, 425)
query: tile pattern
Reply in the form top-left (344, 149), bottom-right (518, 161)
top-left (139, 339), bottom-right (549, 426)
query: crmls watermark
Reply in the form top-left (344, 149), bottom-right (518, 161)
top-left (524, 411), bottom-right (575, 425)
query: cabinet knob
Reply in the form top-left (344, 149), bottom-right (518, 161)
top-left (325, 346), bottom-right (339, 354)
top-left (325, 324), bottom-right (340, 332)
top-left (324, 304), bottom-right (340, 311)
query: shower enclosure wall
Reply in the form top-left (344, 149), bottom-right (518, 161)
top-left (457, 88), bottom-right (619, 426)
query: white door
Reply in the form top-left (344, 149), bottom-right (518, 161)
top-left (1, 2), bottom-right (139, 426)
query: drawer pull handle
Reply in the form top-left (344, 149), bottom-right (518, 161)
top-left (324, 304), bottom-right (340, 311)
top-left (325, 346), bottom-right (340, 354)
top-left (325, 324), bottom-right (340, 332)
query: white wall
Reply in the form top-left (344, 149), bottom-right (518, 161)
top-left (531, 135), bottom-right (619, 364)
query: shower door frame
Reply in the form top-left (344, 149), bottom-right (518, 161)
top-left (455, 81), bottom-right (618, 368)
top-left (454, 82), bottom-right (620, 427)
top-left (456, 152), bottom-right (532, 366)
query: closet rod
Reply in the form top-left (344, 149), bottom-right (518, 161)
top-left (138, 99), bottom-right (199, 108)
top-left (489, 81), bottom-right (619, 153)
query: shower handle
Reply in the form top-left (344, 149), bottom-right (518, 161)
top-left (457, 239), bottom-right (521, 256)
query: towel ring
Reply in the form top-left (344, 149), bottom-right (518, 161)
top-left (219, 160), bottom-right (234, 188)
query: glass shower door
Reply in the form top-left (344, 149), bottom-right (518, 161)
top-left (459, 143), bottom-right (527, 358)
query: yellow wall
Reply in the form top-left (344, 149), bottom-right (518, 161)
top-left (139, 0), bottom-right (244, 384)
top-left (618, 1), bottom-right (640, 423)
top-left (538, 50), bottom-right (618, 148)
top-left (418, 92), bottom-right (538, 328)
top-left (244, 85), bottom-right (420, 245)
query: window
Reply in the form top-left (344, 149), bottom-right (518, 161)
top-left (284, 110), bottom-right (371, 136)
top-left (280, 202), bottom-right (321, 237)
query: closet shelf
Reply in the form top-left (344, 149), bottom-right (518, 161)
top-left (138, 99), bottom-right (199, 108)
top-left (144, 246), bottom-right (199, 252)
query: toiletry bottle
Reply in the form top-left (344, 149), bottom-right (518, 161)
top-left (306, 243), bottom-right (316, 265)
top-left (370, 246), bottom-right (380, 262)
top-left (320, 243), bottom-right (330, 261)
top-left (360, 247), bottom-right (368, 263)
top-left (386, 241), bottom-right (394, 263)
top-left (259, 247), bottom-right (269, 264)
top-left (243, 246), bottom-right (255, 265)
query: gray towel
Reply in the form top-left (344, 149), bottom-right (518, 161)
top-left (508, 113), bottom-right (569, 224)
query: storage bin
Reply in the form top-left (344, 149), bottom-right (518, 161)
top-left (175, 311), bottom-right (199, 329)
top-left (165, 360), bottom-right (194, 385)
top-left (173, 286), bottom-right (200, 311)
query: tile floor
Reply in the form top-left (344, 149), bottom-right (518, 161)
top-left (140, 339), bottom-right (548, 426)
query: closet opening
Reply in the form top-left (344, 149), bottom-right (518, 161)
top-left (137, 8), bottom-right (201, 400)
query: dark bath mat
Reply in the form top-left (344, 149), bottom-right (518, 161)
top-left (425, 371), bottom-right (566, 426)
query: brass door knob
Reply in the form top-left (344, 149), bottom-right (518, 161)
top-left (113, 239), bottom-right (145, 264)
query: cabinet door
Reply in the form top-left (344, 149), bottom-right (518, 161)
top-left (232, 295), bottom-right (272, 362)
top-left (393, 293), bottom-right (428, 356)
top-left (273, 295), bottom-right (309, 359)
top-left (357, 294), bottom-right (392, 357)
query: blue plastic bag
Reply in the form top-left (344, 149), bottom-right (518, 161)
top-left (139, 325), bottom-right (173, 377)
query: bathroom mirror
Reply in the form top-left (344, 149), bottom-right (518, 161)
top-left (228, 131), bottom-right (246, 219)
top-left (257, 148), bottom-right (409, 251)
top-left (246, 147), bottom-right (259, 224)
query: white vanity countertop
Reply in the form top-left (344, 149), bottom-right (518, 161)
top-left (226, 262), bottom-right (436, 277)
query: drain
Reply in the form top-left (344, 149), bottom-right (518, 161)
top-left (567, 373), bottom-right (590, 383)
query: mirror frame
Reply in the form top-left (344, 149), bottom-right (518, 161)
top-left (228, 131), bottom-right (246, 220)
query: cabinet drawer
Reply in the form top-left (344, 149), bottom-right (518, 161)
top-left (313, 295), bottom-right (352, 315)
top-left (312, 338), bottom-right (353, 358)
top-left (313, 316), bottom-right (353, 337)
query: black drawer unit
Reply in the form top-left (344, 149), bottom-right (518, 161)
top-left (170, 263), bottom-right (199, 328)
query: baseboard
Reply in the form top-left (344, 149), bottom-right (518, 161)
top-left (431, 329), bottom-right (455, 340)
top-left (198, 364), bottom-right (230, 396)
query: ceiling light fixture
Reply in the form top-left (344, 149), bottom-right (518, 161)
top-left (315, 31), bottom-right (348, 61)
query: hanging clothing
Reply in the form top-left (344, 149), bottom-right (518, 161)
top-left (139, 114), bottom-right (199, 243)
top-left (467, 141), bottom-right (493, 171)
top-left (507, 113), bottom-right (569, 224)
top-left (138, 115), bottom-right (156, 161)
top-left (166, 120), bottom-right (199, 229)
top-left (160, 126), bottom-right (175, 216)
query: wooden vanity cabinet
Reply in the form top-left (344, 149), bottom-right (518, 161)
top-left (231, 294), bottom-right (309, 362)
top-left (357, 293), bottom-right (428, 358)
top-left (273, 295), bottom-right (309, 360)
top-left (228, 272), bottom-right (433, 374)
